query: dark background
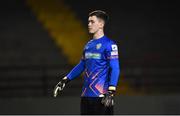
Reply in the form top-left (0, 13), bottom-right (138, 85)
top-left (0, 0), bottom-right (179, 114)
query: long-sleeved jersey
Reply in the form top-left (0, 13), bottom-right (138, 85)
top-left (66, 35), bottom-right (120, 97)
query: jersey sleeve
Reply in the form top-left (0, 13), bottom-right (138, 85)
top-left (105, 41), bottom-right (120, 90)
top-left (66, 52), bottom-right (86, 80)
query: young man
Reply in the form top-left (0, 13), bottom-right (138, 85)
top-left (53, 10), bottom-right (120, 115)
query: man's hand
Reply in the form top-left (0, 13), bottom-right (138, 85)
top-left (53, 77), bottom-right (69, 97)
top-left (101, 90), bottom-right (115, 107)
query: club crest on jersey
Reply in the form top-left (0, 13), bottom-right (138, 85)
top-left (111, 44), bottom-right (118, 51)
top-left (96, 43), bottom-right (102, 50)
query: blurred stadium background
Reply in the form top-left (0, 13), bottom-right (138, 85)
top-left (0, 0), bottom-right (179, 114)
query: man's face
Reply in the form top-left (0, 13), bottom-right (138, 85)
top-left (88, 16), bottom-right (104, 34)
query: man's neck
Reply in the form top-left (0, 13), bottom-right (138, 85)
top-left (93, 29), bottom-right (104, 39)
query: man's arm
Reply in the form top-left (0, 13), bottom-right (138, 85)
top-left (53, 59), bottom-right (85, 97)
top-left (101, 42), bottom-right (120, 106)
top-left (106, 42), bottom-right (120, 90)
top-left (66, 59), bottom-right (85, 80)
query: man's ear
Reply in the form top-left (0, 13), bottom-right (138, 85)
top-left (99, 19), bottom-right (105, 28)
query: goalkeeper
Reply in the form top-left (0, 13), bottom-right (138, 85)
top-left (54, 10), bottom-right (120, 115)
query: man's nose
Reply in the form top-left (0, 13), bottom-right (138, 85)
top-left (88, 23), bottom-right (91, 26)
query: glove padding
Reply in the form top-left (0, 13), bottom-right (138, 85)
top-left (101, 91), bottom-right (114, 107)
top-left (53, 77), bottom-right (69, 97)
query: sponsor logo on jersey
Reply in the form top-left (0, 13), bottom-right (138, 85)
top-left (85, 52), bottom-right (101, 59)
top-left (96, 43), bottom-right (102, 50)
top-left (111, 44), bottom-right (118, 51)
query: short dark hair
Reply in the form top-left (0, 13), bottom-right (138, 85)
top-left (89, 10), bottom-right (109, 24)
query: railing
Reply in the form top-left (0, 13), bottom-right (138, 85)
top-left (0, 65), bottom-right (74, 98)
top-left (0, 64), bottom-right (180, 98)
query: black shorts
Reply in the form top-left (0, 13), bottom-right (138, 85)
top-left (80, 97), bottom-right (114, 115)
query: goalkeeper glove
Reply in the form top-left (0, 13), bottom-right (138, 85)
top-left (53, 76), bottom-right (70, 97)
top-left (101, 86), bottom-right (116, 107)
top-left (101, 91), bottom-right (114, 107)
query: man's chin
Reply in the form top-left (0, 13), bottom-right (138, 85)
top-left (88, 31), bottom-right (94, 34)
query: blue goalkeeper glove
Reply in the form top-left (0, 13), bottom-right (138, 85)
top-left (53, 77), bottom-right (70, 97)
